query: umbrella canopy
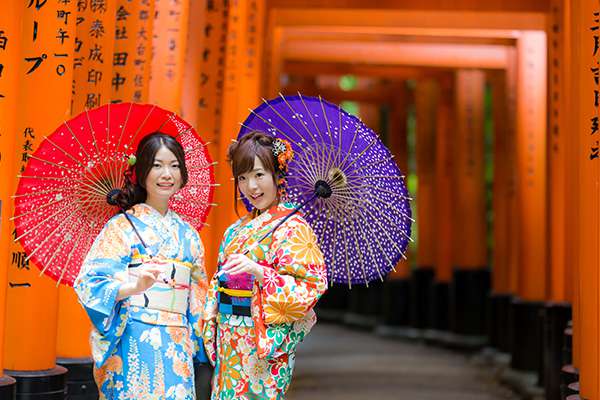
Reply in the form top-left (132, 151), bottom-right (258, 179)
top-left (239, 94), bottom-right (413, 287)
top-left (13, 103), bottom-right (216, 286)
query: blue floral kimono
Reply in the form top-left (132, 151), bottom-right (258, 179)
top-left (75, 203), bottom-right (208, 400)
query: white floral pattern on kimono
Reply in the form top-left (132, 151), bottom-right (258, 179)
top-left (75, 203), bottom-right (208, 400)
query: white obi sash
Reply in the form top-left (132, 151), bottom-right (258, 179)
top-left (129, 259), bottom-right (191, 315)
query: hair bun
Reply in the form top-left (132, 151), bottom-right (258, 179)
top-left (106, 188), bottom-right (123, 206)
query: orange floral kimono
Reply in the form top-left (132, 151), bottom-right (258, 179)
top-left (202, 202), bottom-right (328, 399)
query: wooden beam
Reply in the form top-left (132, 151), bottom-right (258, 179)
top-left (283, 61), bottom-right (449, 79)
top-left (282, 40), bottom-right (510, 69)
top-left (267, 0), bottom-right (550, 13)
top-left (282, 26), bottom-right (519, 45)
top-left (270, 9), bottom-right (547, 31)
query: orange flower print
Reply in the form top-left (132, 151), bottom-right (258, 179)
top-left (264, 293), bottom-right (306, 324)
top-left (172, 352), bottom-right (192, 379)
top-left (286, 223), bottom-right (323, 265)
top-left (221, 345), bottom-right (242, 391)
top-left (166, 326), bottom-right (185, 345)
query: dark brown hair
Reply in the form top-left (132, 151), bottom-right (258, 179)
top-left (116, 132), bottom-right (188, 210)
top-left (227, 131), bottom-right (280, 214)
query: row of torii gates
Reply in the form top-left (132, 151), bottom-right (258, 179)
top-left (0, 1), bottom-right (598, 399)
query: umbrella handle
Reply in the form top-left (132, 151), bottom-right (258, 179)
top-left (106, 188), bottom-right (151, 252)
top-left (121, 211), bottom-right (150, 250)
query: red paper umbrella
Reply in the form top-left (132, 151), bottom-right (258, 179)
top-left (12, 103), bottom-right (216, 286)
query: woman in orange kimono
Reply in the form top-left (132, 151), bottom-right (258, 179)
top-left (202, 131), bottom-right (328, 399)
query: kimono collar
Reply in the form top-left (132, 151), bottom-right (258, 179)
top-left (132, 203), bottom-right (177, 226)
top-left (249, 202), bottom-right (296, 221)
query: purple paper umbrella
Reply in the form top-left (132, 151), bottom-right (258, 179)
top-left (238, 94), bottom-right (413, 287)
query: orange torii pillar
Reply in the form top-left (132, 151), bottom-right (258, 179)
top-left (487, 69), bottom-right (516, 356)
top-left (378, 82), bottom-right (412, 334)
top-left (509, 31), bottom-right (548, 377)
top-left (212, 0), bottom-right (265, 277)
top-left (411, 79), bottom-right (438, 334)
top-left (344, 102), bottom-right (385, 329)
top-left (54, 3), bottom-right (117, 397)
top-left (180, 0), bottom-right (218, 277)
top-left (195, 1), bottom-right (230, 276)
top-left (0, 2), bottom-right (22, 398)
top-left (562, 0), bottom-right (582, 395)
top-left (429, 74), bottom-right (454, 338)
top-left (4, 1), bottom-right (76, 397)
top-left (569, 1), bottom-right (600, 398)
top-left (148, 0), bottom-right (190, 113)
top-left (450, 69), bottom-right (489, 345)
top-left (111, 0), bottom-right (155, 103)
top-left (542, 1), bottom-right (574, 399)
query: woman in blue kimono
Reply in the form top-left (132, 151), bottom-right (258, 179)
top-left (75, 133), bottom-right (209, 399)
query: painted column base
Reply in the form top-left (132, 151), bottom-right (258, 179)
top-left (343, 280), bottom-right (384, 329)
top-left (448, 268), bottom-right (490, 349)
top-left (56, 358), bottom-right (97, 400)
top-left (375, 278), bottom-right (410, 337)
top-left (560, 365), bottom-right (578, 400)
top-left (541, 302), bottom-right (571, 400)
top-left (409, 267), bottom-right (435, 335)
top-left (423, 281), bottom-right (449, 343)
top-left (5, 366), bottom-right (67, 400)
top-left (510, 298), bottom-right (544, 373)
top-left (0, 375), bottom-right (17, 400)
top-left (314, 285), bottom-right (349, 322)
top-left (488, 292), bottom-right (512, 353)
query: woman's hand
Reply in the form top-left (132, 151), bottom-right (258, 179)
top-left (116, 263), bottom-right (164, 300)
top-left (220, 254), bottom-right (264, 284)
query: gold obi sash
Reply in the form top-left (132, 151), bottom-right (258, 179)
top-left (129, 258), bottom-right (192, 315)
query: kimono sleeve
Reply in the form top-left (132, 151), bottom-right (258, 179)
top-left (187, 228), bottom-right (209, 363)
top-left (259, 215), bottom-right (328, 325)
top-left (74, 215), bottom-right (131, 335)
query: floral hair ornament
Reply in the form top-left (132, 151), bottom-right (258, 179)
top-left (126, 154), bottom-right (137, 166)
top-left (272, 138), bottom-right (293, 173)
top-left (271, 138), bottom-right (293, 198)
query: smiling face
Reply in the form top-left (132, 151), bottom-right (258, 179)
top-left (144, 145), bottom-right (182, 203)
top-left (237, 156), bottom-right (278, 212)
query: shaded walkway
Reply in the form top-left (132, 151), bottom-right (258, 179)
top-left (287, 323), bottom-right (518, 400)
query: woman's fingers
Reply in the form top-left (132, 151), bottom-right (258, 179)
top-left (221, 258), bottom-right (243, 271)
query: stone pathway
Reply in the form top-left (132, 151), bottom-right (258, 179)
top-left (286, 323), bottom-right (519, 400)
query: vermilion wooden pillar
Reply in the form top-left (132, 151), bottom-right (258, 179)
top-left (148, 0), bottom-right (190, 113)
top-left (429, 74), bottom-right (454, 338)
top-left (543, 1), bottom-right (574, 399)
top-left (56, 4), bottom-right (117, 398)
top-left (70, 1), bottom-right (115, 112)
top-left (193, 1), bottom-right (229, 276)
top-left (344, 103), bottom-right (385, 328)
top-left (110, 0), bottom-right (155, 103)
top-left (450, 69), bottom-right (489, 345)
top-left (411, 79), bottom-right (438, 333)
top-left (4, 1), bottom-right (76, 397)
top-left (212, 0), bottom-right (265, 278)
top-left (570, 1), bottom-right (600, 398)
top-left (181, 1), bottom-right (207, 126)
top-left (510, 31), bottom-right (548, 377)
top-left (0, 2), bottom-right (21, 398)
top-left (488, 70), bottom-right (516, 356)
top-left (377, 82), bottom-right (412, 334)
